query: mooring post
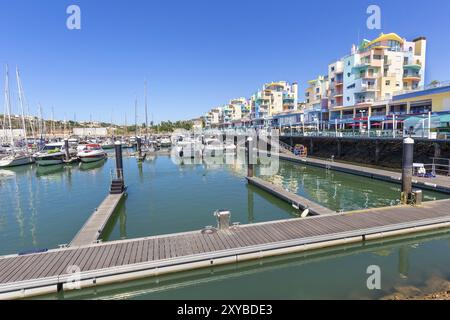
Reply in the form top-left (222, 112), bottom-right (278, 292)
top-left (64, 139), bottom-right (70, 161)
top-left (401, 137), bottom-right (414, 204)
top-left (114, 141), bottom-right (124, 181)
top-left (246, 136), bottom-right (254, 177)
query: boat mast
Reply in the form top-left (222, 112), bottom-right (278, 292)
top-left (135, 97), bottom-right (138, 137)
top-left (144, 80), bottom-right (148, 137)
top-left (16, 67), bottom-right (29, 151)
top-left (4, 65), bottom-right (14, 148)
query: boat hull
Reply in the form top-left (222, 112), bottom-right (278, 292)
top-left (0, 156), bottom-right (34, 168)
top-left (79, 154), bottom-right (107, 163)
top-left (34, 153), bottom-right (66, 166)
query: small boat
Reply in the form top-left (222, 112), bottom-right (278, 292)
top-left (77, 144), bottom-right (107, 163)
top-left (160, 137), bottom-right (172, 147)
top-left (101, 140), bottom-right (115, 149)
top-left (0, 151), bottom-right (34, 168)
top-left (33, 143), bottom-right (66, 166)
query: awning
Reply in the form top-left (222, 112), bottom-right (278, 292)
top-left (439, 114), bottom-right (450, 123)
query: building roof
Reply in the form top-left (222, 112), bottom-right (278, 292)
top-left (364, 33), bottom-right (404, 49)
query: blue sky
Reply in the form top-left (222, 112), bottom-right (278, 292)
top-left (1, 0), bottom-right (450, 124)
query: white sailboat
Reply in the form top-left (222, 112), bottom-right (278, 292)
top-left (0, 66), bottom-right (34, 168)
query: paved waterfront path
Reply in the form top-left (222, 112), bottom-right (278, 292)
top-left (279, 152), bottom-right (450, 193)
top-left (70, 193), bottom-right (125, 247)
top-left (1, 198), bottom-right (450, 298)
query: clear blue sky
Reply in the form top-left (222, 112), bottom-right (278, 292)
top-left (1, 0), bottom-right (450, 124)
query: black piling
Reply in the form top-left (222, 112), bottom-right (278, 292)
top-left (246, 137), bottom-right (254, 177)
top-left (64, 139), bottom-right (70, 161)
top-left (401, 137), bottom-right (414, 204)
top-left (111, 141), bottom-right (125, 194)
top-left (114, 141), bottom-right (124, 181)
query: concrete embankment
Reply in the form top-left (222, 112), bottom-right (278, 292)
top-left (280, 136), bottom-right (450, 170)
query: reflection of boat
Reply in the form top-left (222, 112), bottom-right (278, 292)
top-left (79, 158), bottom-right (107, 171)
top-left (33, 143), bottom-right (66, 166)
top-left (36, 163), bottom-right (64, 176)
top-left (0, 151), bottom-right (34, 168)
top-left (0, 169), bottom-right (16, 180)
top-left (77, 144), bottom-right (107, 163)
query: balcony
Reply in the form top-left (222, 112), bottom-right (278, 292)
top-left (362, 73), bottom-right (378, 79)
top-left (355, 99), bottom-right (374, 106)
top-left (404, 63), bottom-right (422, 70)
top-left (403, 74), bottom-right (421, 82)
top-left (334, 91), bottom-right (343, 97)
top-left (359, 84), bottom-right (378, 92)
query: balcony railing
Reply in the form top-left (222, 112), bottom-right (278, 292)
top-left (393, 80), bottom-right (450, 96)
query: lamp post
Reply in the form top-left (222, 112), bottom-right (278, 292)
top-left (359, 110), bottom-right (365, 136)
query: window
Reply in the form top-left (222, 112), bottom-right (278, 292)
top-left (331, 67), bottom-right (335, 72)
top-left (347, 72), bottom-right (351, 78)
top-left (347, 97), bottom-right (350, 101)
top-left (385, 80), bottom-right (391, 86)
top-left (348, 61), bottom-right (351, 66)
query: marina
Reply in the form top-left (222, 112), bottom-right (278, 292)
top-left (1, 0), bottom-right (450, 303)
top-left (1, 139), bottom-right (450, 299)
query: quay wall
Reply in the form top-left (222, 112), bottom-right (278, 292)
top-left (280, 136), bottom-right (450, 169)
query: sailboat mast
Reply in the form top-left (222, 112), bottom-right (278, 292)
top-left (144, 80), bottom-right (148, 136)
top-left (16, 67), bottom-right (29, 151)
top-left (135, 98), bottom-right (138, 136)
top-left (4, 65), bottom-right (14, 147)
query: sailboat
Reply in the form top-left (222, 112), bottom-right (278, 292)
top-left (0, 66), bottom-right (34, 168)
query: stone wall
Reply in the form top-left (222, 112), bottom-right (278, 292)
top-left (280, 136), bottom-right (450, 170)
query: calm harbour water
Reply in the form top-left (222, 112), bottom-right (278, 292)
top-left (0, 154), bottom-right (449, 299)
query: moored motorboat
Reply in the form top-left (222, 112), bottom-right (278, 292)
top-left (33, 143), bottom-right (66, 166)
top-left (77, 144), bottom-right (107, 163)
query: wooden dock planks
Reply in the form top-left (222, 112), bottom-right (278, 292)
top-left (1, 198), bottom-right (450, 298)
top-left (70, 193), bottom-right (124, 247)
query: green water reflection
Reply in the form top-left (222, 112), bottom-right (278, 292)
top-left (260, 160), bottom-right (447, 212)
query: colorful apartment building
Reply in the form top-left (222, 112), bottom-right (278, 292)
top-left (252, 81), bottom-right (299, 119)
top-left (326, 33), bottom-right (427, 122)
